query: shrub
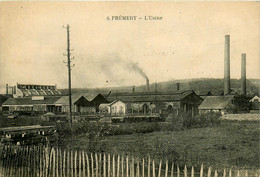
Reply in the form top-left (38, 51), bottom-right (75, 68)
top-left (170, 112), bottom-right (222, 130)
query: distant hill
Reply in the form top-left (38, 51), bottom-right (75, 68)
top-left (59, 78), bottom-right (260, 96)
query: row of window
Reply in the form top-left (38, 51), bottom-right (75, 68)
top-left (18, 85), bottom-right (55, 90)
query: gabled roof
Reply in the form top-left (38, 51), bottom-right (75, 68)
top-left (250, 96), bottom-right (260, 102)
top-left (198, 96), bottom-right (234, 110)
top-left (0, 94), bottom-right (12, 106)
top-left (2, 96), bottom-right (61, 106)
top-left (54, 94), bottom-right (84, 105)
top-left (107, 90), bottom-right (196, 102)
top-left (195, 91), bottom-right (213, 96)
top-left (82, 93), bottom-right (102, 102)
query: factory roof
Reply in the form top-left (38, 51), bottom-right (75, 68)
top-left (19, 88), bottom-right (61, 97)
top-left (100, 100), bottom-right (123, 106)
top-left (0, 94), bottom-right (12, 106)
top-left (82, 93), bottom-right (103, 102)
top-left (54, 94), bottom-right (87, 105)
top-left (107, 90), bottom-right (199, 102)
top-left (198, 96), bottom-right (235, 110)
top-left (2, 96), bottom-right (61, 106)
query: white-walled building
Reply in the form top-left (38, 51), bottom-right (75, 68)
top-left (99, 100), bottom-right (126, 116)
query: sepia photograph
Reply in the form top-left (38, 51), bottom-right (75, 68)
top-left (0, 1), bottom-right (259, 177)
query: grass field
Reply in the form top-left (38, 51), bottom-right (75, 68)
top-left (0, 113), bottom-right (259, 173)
top-left (64, 120), bottom-right (260, 172)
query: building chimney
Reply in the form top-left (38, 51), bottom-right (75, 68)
top-left (155, 83), bottom-right (158, 92)
top-left (132, 86), bottom-right (135, 93)
top-left (13, 86), bottom-right (16, 94)
top-left (146, 78), bottom-right (149, 92)
top-left (241, 53), bottom-right (246, 95)
top-left (176, 83), bottom-right (180, 91)
top-left (224, 35), bottom-right (230, 95)
top-left (6, 84), bottom-right (8, 95)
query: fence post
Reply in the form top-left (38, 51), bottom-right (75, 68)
top-left (39, 146), bottom-right (42, 177)
top-left (148, 156), bottom-right (150, 177)
top-left (27, 146), bottom-right (30, 177)
top-left (95, 153), bottom-right (98, 177)
top-left (142, 158), bottom-right (145, 177)
top-left (117, 155), bottom-right (120, 177)
top-left (126, 155), bottom-right (129, 177)
top-left (164, 160), bottom-right (168, 177)
top-left (91, 153), bottom-right (94, 177)
top-left (71, 150), bottom-right (74, 177)
top-left (79, 150), bottom-right (82, 177)
top-left (99, 153), bottom-right (102, 177)
top-left (131, 156), bottom-right (135, 177)
top-left (170, 163), bottom-right (174, 177)
top-left (136, 158), bottom-right (140, 177)
top-left (45, 147), bottom-right (49, 177)
top-left (191, 166), bottom-right (194, 177)
top-left (152, 159), bottom-right (155, 177)
top-left (223, 169), bottom-right (226, 177)
top-left (207, 167), bottom-right (212, 177)
top-left (104, 154), bottom-right (106, 177)
top-left (158, 160), bottom-right (162, 177)
top-left (200, 164), bottom-right (203, 177)
top-left (63, 150), bottom-right (66, 177)
top-left (52, 148), bottom-right (55, 177)
top-left (82, 151), bottom-right (86, 177)
top-left (86, 153), bottom-right (90, 177)
top-left (177, 166), bottom-right (180, 177)
top-left (237, 170), bottom-right (240, 177)
top-left (108, 154), bottom-right (111, 177)
top-left (184, 165), bottom-right (187, 177)
top-left (245, 170), bottom-right (248, 177)
top-left (112, 154), bottom-right (115, 177)
top-left (56, 148), bottom-right (59, 177)
top-left (33, 146), bottom-right (36, 177)
top-left (121, 155), bottom-right (124, 177)
top-left (229, 170), bottom-right (232, 177)
top-left (214, 170), bottom-right (218, 177)
top-left (75, 150), bottom-right (78, 177)
top-left (67, 150), bottom-right (70, 177)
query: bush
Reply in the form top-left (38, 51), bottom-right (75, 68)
top-left (170, 112), bottom-right (222, 130)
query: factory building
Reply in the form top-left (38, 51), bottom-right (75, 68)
top-left (107, 90), bottom-right (203, 117)
top-left (2, 96), bottom-right (61, 112)
top-left (54, 94), bottom-right (96, 113)
top-left (2, 91), bottom-right (108, 114)
top-left (198, 96), bottom-right (235, 115)
top-left (12, 83), bottom-right (61, 98)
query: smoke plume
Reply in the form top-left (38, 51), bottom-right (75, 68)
top-left (100, 57), bottom-right (148, 81)
top-left (126, 61), bottom-right (148, 80)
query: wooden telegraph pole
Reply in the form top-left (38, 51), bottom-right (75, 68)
top-left (63, 24), bottom-right (74, 127)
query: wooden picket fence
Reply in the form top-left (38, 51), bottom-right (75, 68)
top-left (0, 145), bottom-right (259, 177)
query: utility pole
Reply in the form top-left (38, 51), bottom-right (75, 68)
top-left (63, 24), bottom-right (75, 127)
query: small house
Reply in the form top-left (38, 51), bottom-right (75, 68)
top-left (99, 100), bottom-right (126, 116)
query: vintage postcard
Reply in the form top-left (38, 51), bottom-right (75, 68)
top-left (0, 1), bottom-right (259, 177)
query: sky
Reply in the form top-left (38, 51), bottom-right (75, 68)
top-left (0, 1), bottom-right (259, 93)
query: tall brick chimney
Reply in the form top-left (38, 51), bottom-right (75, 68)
top-left (224, 35), bottom-right (230, 95)
top-left (6, 84), bottom-right (8, 95)
top-left (241, 53), bottom-right (246, 95)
